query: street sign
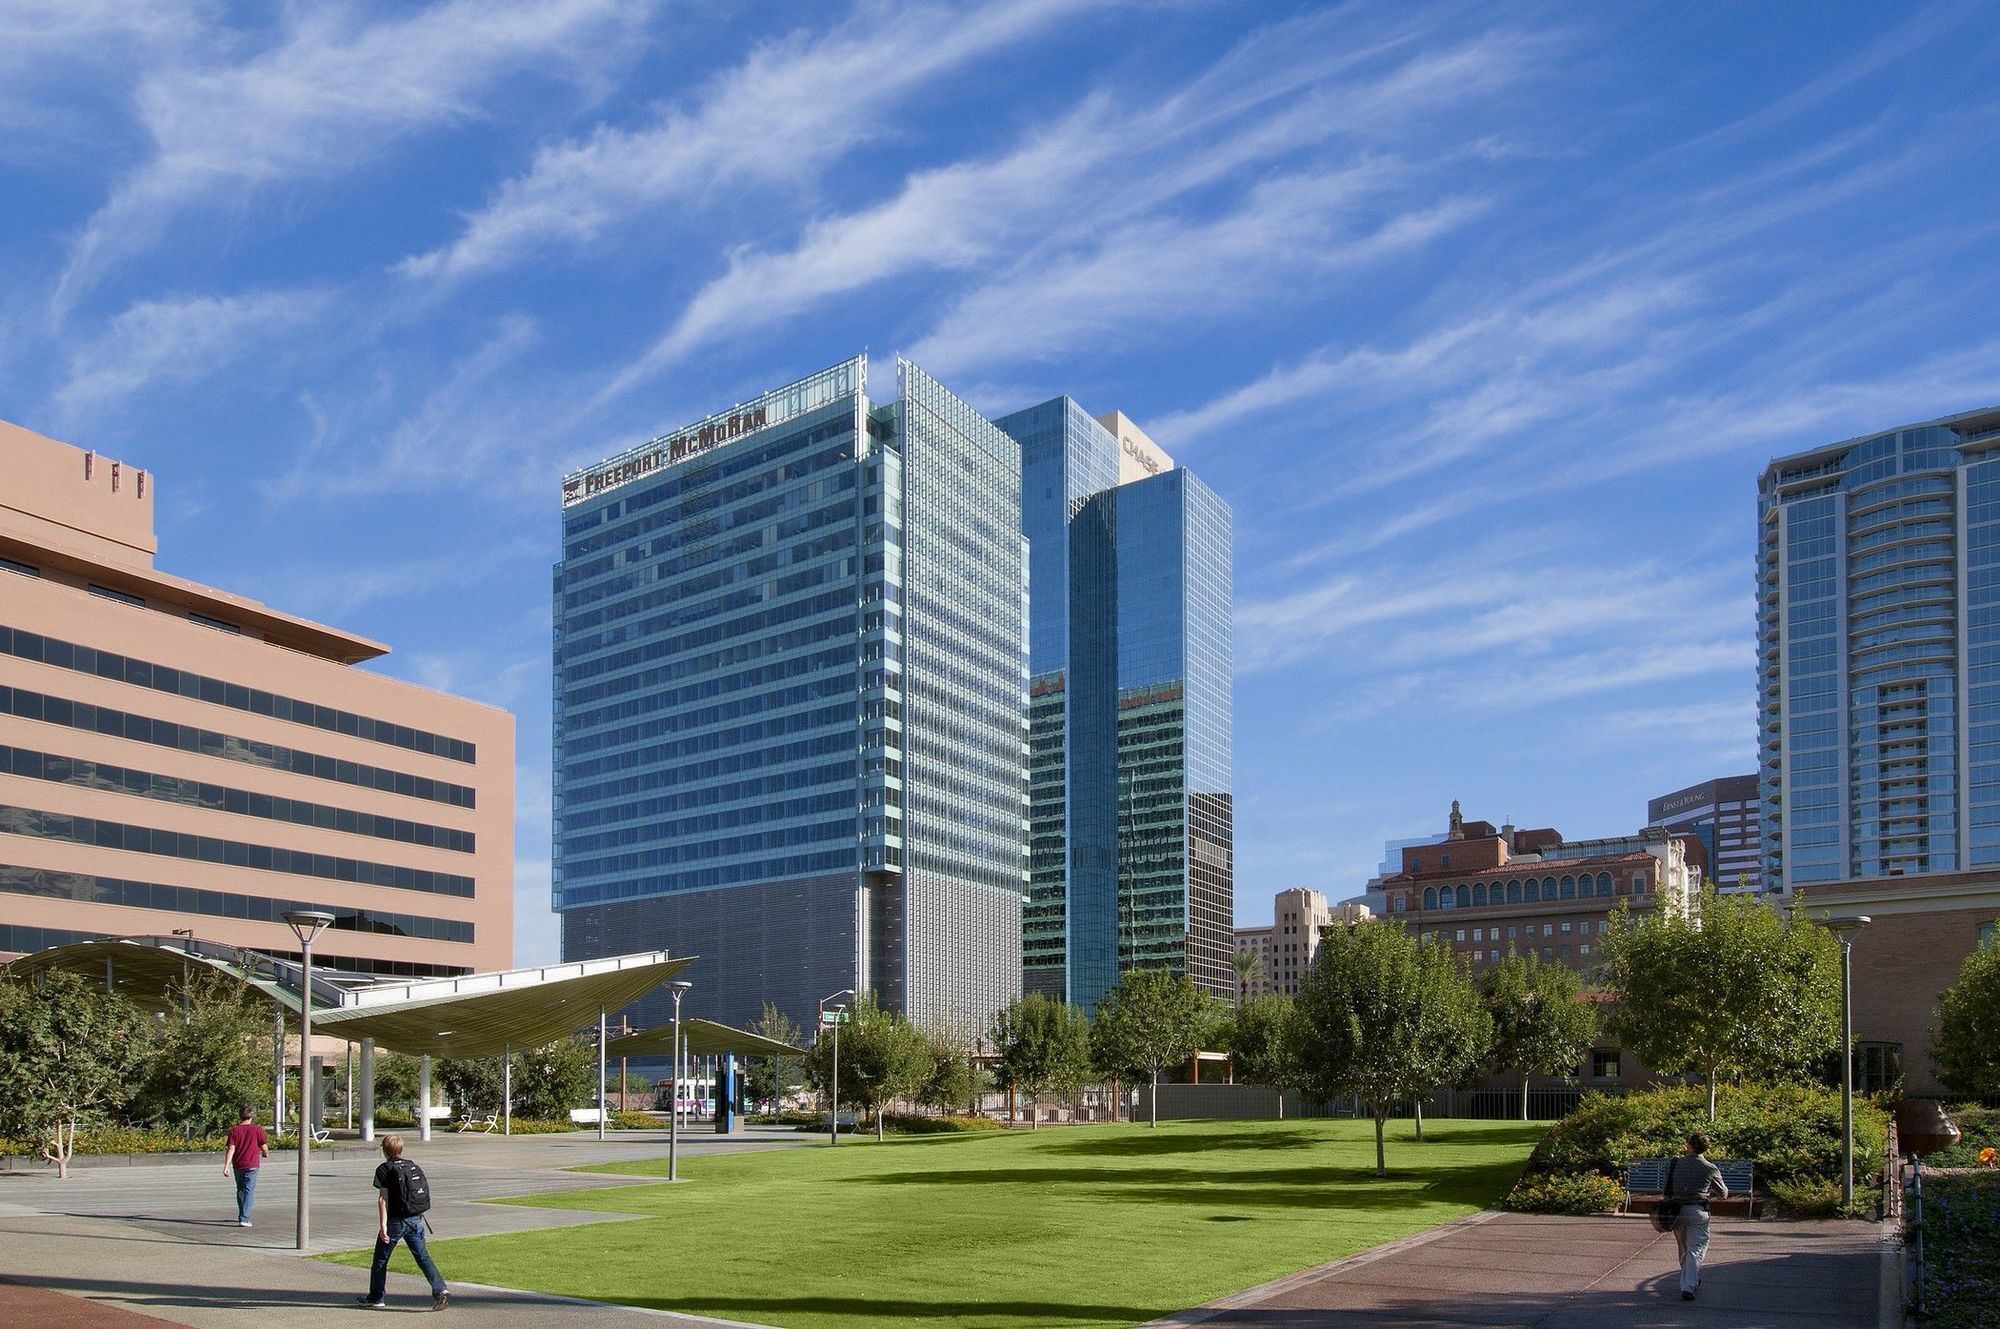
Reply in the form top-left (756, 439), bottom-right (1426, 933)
top-left (821, 1010), bottom-right (850, 1026)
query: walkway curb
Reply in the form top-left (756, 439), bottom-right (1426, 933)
top-left (1137, 1207), bottom-right (1507, 1327)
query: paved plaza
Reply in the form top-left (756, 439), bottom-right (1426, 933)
top-left (0, 1128), bottom-right (807, 1327)
top-left (1147, 1209), bottom-right (1895, 1329)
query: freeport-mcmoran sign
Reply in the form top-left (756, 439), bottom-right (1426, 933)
top-left (562, 356), bottom-right (866, 507)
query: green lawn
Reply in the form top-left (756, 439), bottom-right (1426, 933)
top-left (326, 1117), bottom-right (1541, 1329)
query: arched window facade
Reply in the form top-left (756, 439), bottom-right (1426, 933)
top-left (1543, 877), bottom-right (1557, 898)
top-left (1507, 879), bottom-right (1521, 902)
top-left (1596, 872), bottom-right (1612, 897)
top-left (1524, 878), bottom-right (1539, 901)
top-left (1473, 883), bottom-right (1487, 906)
top-left (1455, 884), bottom-right (1471, 908)
top-left (1423, 886), bottom-right (1437, 909)
top-left (1560, 875), bottom-right (1576, 899)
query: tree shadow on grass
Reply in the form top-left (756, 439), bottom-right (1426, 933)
top-left (627, 1293), bottom-right (1167, 1324)
top-left (1039, 1129), bottom-right (1322, 1158)
top-left (846, 1157), bottom-right (1527, 1211)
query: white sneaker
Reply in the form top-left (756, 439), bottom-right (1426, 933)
top-left (239, 1220), bottom-right (252, 1228)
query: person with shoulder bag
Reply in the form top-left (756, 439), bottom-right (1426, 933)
top-left (358, 1135), bottom-right (448, 1311)
top-left (1660, 1131), bottom-right (1728, 1301)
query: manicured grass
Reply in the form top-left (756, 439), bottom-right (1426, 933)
top-left (325, 1117), bottom-right (1540, 1329)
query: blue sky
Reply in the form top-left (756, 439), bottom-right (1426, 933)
top-left (5, 1), bottom-right (2000, 963)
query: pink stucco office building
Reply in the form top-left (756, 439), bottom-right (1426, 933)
top-left (0, 419), bottom-right (513, 976)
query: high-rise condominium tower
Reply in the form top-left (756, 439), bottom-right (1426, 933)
top-left (551, 357), bottom-right (1027, 1035)
top-left (995, 402), bottom-right (1234, 1013)
top-left (1758, 405), bottom-right (2000, 888)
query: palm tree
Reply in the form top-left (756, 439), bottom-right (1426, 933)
top-left (1230, 949), bottom-right (1262, 1007)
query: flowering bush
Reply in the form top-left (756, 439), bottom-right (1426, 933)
top-left (1912, 1173), bottom-right (2000, 1329)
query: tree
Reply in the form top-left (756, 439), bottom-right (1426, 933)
top-left (1933, 935), bottom-right (2000, 1097)
top-left (746, 1002), bottom-right (805, 1111)
top-left (990, 994), bottom-right (1092, 1128)
top-left (1091, 969), bottom-right (1206, 1127)
top-left (511, 1038), bottom-right (596, 1120)
top-left (0, 972), bottom-right (153, 1178)
top-left (805, 994), bottom-right (934, 1140)
top-left (134, 972), bottom-right (271, 1136)
top-left (437, 1056), bottom-right (506, 1118)
top-left (1599, 885), bottom-right (1841, 1119)
top-left (1482, 951), bottom-right (1597, 1121)
top-left (1295, 920), bottom-right (1490, 1176)
top-left (1230, 949), bottom-right (1262, 1006)
top-left (1228, 994), bottom-right (1306, 1118)
top-left (372, 1052), bottom-right (422, 1117)
top-left (917, 1023), bottom-right (991, 1116)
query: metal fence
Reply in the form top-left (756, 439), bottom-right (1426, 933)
top-left (1138, 1083), bottom-right (1618, 1123)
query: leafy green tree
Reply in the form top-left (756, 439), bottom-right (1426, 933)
top-left (990, 994), bottom-right (1092, 1127)
top-left (437, 1056), bottom-right (506, 1118)
top-left (0, 972), bottom-right (153, 1178)
top-left (511, 1038), bottom-right (597, 1120)
top-left (1091, 969), bottom-right (1206, 1127)
top-left (917, 1023), bottom-right (990, 1116)
top-left (805, 994), bottom-right (934, 1140)
top-left (1599, 885), bottom-right (1841, 1119)
top-left (1228, 993), bottom-right (1306, 1118)
top-left (1482, 951), bottom-right (1597, 1121)
top-left (746, 1002), bottom-right (806, 1110)
top-left (135, 972), bottom-right (271, 1135)
top-left (372, 1052), bottom-right (422, 1116)
top-left (1230, 949), bottom-right (1262, 1006)
top-left (1295, 920), bottom-right (1490, 1176)
top-left (1933, 935), bottom-right (2000, 1097)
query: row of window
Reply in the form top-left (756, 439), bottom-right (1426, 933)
top-left (0, 626), bottom-right (476, 763)
top-left (1437, 919), bottom-right (1612, 943)
top-left (1417, 872), bottom-right (1635, 910)
top-left (0, 866), bottom-right (474, 942)
top-left (0, 745), bottom-right (474, 853)
top-left (0, 685), bottom-right (476, 807)
top-left (0, 805), bottom-right (475, 897)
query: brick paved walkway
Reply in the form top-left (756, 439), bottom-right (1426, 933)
top-left (1145, 1211), bottom-right (1890, 1328)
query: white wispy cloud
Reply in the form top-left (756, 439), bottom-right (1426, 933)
top-left (56, 0), bottom-right (649, 307)
top-left (594, 12), bottom-right (1547, 403)
top-left (53, 287), bottom-right (332, 421)
top-left (398, 0), bottom-right (1105, 284)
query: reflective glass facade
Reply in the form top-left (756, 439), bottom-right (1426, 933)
top-left (999, 403), bottom-right (1234, 1013)
top-left (552, 357), bottom-right (1025, 1034)
top-left (1758, 406), bottom-right (2000, 888)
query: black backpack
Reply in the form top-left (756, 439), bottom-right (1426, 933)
top-left (388, 1158), bottom-right (432, 1216)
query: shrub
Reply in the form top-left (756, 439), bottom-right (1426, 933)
top-left (1768, 1176), bottom-right (1845, 1218)
top-left (878, 1112), bottom-right (1007, 1135)
top-left (612, 1111), bottom-right (661, 1130)
top-left (1912, 1173), bottom-right (2000, 1329)
top-left (1502, 1172), bottom-right (1621, 1214)
top-left (3, 1125), bottom-right (300, 1159)
top-left (1527, 1082), bottom-right (1886, 1189)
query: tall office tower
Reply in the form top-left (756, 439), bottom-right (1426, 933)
top-left (0, 420), bottom-right (514, 975)
top-left (1647, 775), bottom-right (1760, 893)
top-left (552, 357), bottom-right (1027, 1035)
top-left (1758, 406), bottom-right (2000, 889)
top-left (995, 403), bottom-right (1234, 1012)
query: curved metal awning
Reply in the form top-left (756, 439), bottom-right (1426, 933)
top-left (3, 936), bottom-right (697, 1060)
top-left (607, 1017), bottom-right (806, 1059)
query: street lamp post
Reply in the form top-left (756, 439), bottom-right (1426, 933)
top-left (282, 909), bottom-right (335, 1252)
top-left (1825, 915), bottom-right (1872, 1211)
top-left (668, 981), bottom-right (692, 1181)
top-left (819, 989), bottom-right (854, 1146)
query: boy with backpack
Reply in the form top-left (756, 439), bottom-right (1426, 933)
top-left (359, 1135), bottom-right (448, 1311)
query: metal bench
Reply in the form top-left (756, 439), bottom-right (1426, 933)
top-left (1623, 1157), bottom-right (1757, 1217)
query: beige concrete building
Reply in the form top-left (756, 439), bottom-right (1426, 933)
top-left (1232, 887), bottom-right (1369, 999)
top-left (0, 420), bottom-right (513, 977)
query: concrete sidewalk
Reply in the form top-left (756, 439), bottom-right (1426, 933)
top-left (0, 1128), bottom-right (802, 1327)
top-left (1146, 1211), bottom-right (1892, 1329)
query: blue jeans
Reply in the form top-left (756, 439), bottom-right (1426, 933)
top-left (232, 1167), bottom-right (258, 1224)
top-left (368, 1215), bottom-right (446, 1302)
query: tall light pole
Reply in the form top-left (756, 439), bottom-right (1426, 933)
top-left (819, 989), bottom-right (853, 1146)
top-left (282, 909), bottom-right (334, 1252)
top-left (668, 981), bottom-right (692, 1181)
top-left (1826, 915), bottom-right (1871, 1211)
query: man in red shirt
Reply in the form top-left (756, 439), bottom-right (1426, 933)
top-left (221, 1105), bottom-right (269, 1228)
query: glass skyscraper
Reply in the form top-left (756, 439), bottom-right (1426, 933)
top-left (552, 357), bottom-right (1026, 1035)
top-left (996, 402), bottom-right (1234, 1012)
top-left (1758, 404), bottom-right (2000, 889)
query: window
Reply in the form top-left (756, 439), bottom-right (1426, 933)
top-left (1441, 853), bottom-right (1452, 868)
top-left (1473, 882), bottom-right (1487, 906)
top-left (1506, 925), bottom-right (1517, 939)
top-left (1579, 944), bottom-right (1591, 957)
top-left (1596, 872), bottom-right (1613, 897)
top-left (1591, 1049), bottom-right (1620, 1080)
top-left (1560, 921), bottom-right (1573, 933)
top-left (1455, 929), bottom-right (1466, 941)
top-left (0, 557), bottom-right (36, 578)
top-left (1507, 879), bottom-right (1521, 902)
top-left (1394, 895), bottom-right (1407, 913)
top-left (1472, 928), bottom-right (1484, 941)
top-left (1980, 920), bottom-right (1996, 947)
top-left (88, 584), bottom-right (146, 608)
top-left (1424, 886), bottom-right (1437, 909)
top-left (1560, 874), bottom-right (1576, 899)
top-left (1543, 923), bottom-right (1554, 937)
top-left (188, 612), bottom-right (241, 635)
top-left (1456, 884), bottom-right (1470, 908)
